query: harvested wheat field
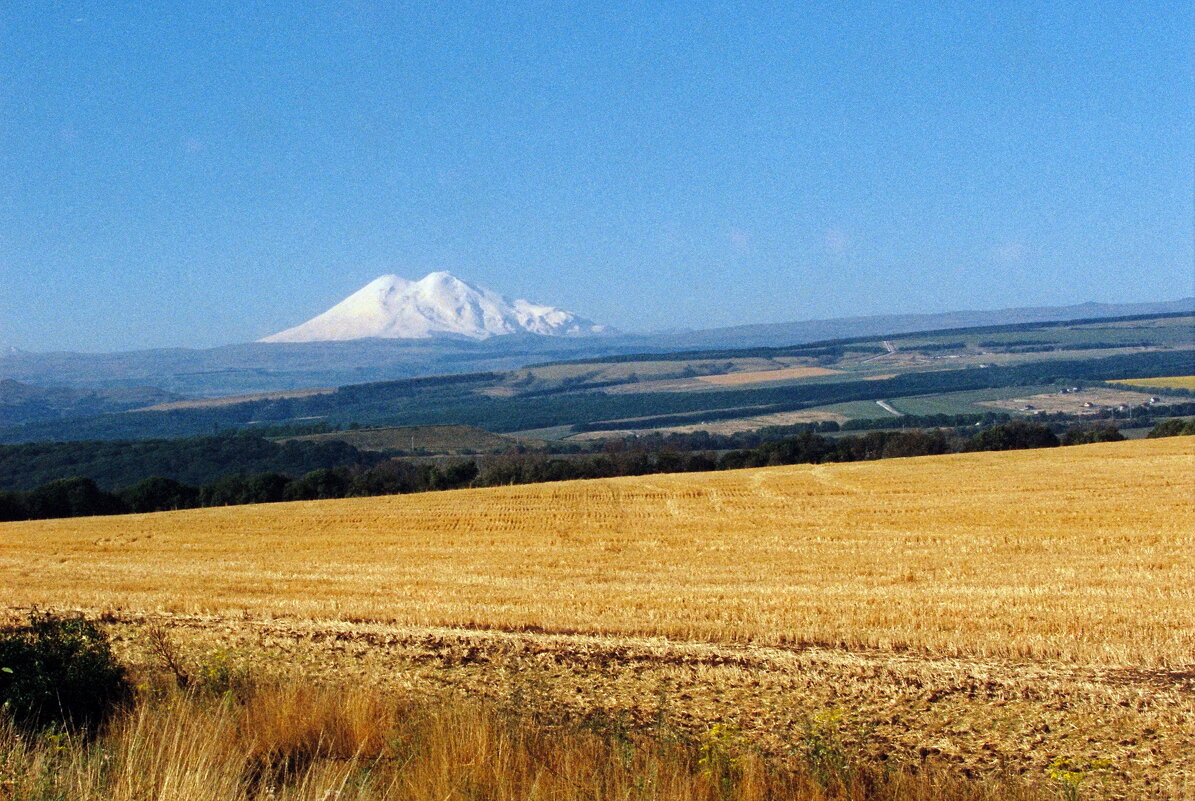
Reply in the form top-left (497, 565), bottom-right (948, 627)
top-left (3, 437), bottom-right (1195, 797)
top-left (4, 438), bottom-right (1191, 664)
top-left (1110, 375), bottom-right (1195, 390)
top-left (696, 365), bottom-right (841, 385)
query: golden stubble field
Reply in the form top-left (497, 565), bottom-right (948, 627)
top-left (3, 437), bottom-right (1194, 796)
top-left (1111, 375), bottom-right (1195, 390)
top-left (4, 437), bottom-right (1192, 666)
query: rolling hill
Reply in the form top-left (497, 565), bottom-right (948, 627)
top-left (4, 438), bottom-right (1192, 797)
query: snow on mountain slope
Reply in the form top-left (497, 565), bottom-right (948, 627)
top-left (261, 272), bottom-right (611, 342)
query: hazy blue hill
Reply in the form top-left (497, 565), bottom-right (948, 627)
top-left (0, 336), bottom-right (632, 397)
top-left (0, 380), bottom-right (181, 427)
top-left (645, 298), bottom-right (1195, 351)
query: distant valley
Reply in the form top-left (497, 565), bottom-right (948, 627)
top-left (0, 307), bottom-right (1191, 446)
top-left (2, 296), bottom-right (1190, 399)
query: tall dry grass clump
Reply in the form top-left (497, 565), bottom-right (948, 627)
top-left (0, 681), bottom-right (1049, 801)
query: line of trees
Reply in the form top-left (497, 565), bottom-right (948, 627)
top-left (0, 460), bottom-right (482, 522)
top-left (1146, 418), bottom-right (1195, 438)
top-left (4, 419), bottom-right (1174, 524)
top-left (585, 402), bottom-right (1194, 454)
top-left (0, 434), bottom-right (381, 493)
top-left (4, 398), bottom-right (1185, 497)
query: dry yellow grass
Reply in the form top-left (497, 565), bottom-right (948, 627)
top-left (565, 409), bottom-right (847, 439)
top-left (1110, 375), bottom-right (1195, 390)
top-left (2, 438), bottom-right (1192, 667)
top-left (697, 366), bottom-right (840, 385)
top-left (0, 681), bottom-right (1051, 801)
top-left (138, 386), bottom-right (334, 411)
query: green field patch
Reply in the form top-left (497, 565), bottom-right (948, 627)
top-left (883, 386), bottom-right (1061, 416)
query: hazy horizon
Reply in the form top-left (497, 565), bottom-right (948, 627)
top-left (2, 2), bottom-right (1192, 351)
top-left (3, 284), bottom-right (1191, 355)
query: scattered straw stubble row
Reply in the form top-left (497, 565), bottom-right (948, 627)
top-left (1, 437), bottom-right (1192, 668)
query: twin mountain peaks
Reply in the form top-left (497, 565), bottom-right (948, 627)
top-left (262, 272), bottom-right (611, 343)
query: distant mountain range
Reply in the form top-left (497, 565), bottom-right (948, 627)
top-left (648, 298), bottom-right (1195, 352)
top-left (2, 296), bottom-right (1190, 397)
top-left (262, 272), bottom-right (611, 342)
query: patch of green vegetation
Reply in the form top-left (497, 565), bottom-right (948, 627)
top-left (809, 400), bottom-right (897, 420)
top-left (884, 385), bottom-right (1060, 416)
top-left (1147, 417), bottom-right (1195, 438)
top-left (0, 611), bottom-right (131, 732)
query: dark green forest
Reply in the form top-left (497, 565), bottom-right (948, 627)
top-left (0, 434), bottom-right (379, 492)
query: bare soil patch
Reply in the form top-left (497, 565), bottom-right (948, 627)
top-left (979, 388), bottom-right (1179, 414)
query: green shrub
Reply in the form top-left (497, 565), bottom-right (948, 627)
top-left (968, 421), bottom-right (1059, 452)
top-left (120, 475), bottom-right (201, 513)
top-left (1061, 425), bottom-right (1124, 445)
top-left (284, 468), bottom-right (352, 501)
top-left (21, 477), bottom-right (126, 519)
top-left (1147, 418), bottom-right (1195, 438)
top-left (0, 490), bottom-right (24, 521)
top-left (0, 611), bottom-right (131, 731)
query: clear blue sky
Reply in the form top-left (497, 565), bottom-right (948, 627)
top-left (1, 1), bottom-right (1191, 351)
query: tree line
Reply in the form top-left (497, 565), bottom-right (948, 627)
top-left (0, 434), bottom-right (381, 493)
top-left (579, 401), bottom-right (1195, 452)
top-left (4, 419), bottom-right (1177, 523)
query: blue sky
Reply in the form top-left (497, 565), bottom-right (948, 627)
top-left (1, 2), bottom-right (1191, 351)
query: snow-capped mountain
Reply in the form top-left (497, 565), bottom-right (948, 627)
top-left (261, 272), bottom-right (611, 343)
